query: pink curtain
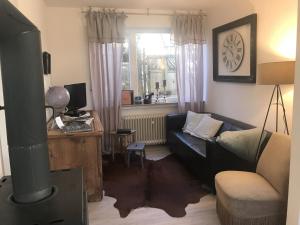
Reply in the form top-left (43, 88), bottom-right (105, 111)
top-left (175, 44), bottom-right (205, 113)
top-left (87, 10), bottom-right (126, 153)
top-left (172, 14), bottom-right (206, 113)
top-left (89, 43), bottom-right (122, 152)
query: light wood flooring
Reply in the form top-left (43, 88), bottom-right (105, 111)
top-left (88, 145), bottom-right (221, 225)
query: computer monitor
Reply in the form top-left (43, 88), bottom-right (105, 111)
top-left (64, 83), bottom-right (87, 114)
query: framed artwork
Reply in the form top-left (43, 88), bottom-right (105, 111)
top-left (121, 90), bottom-right (134, 105)
top-left (213, 14), bottom-right (257, 83)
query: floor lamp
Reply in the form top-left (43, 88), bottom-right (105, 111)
top-left (256, 61), bottom-right (295, 160)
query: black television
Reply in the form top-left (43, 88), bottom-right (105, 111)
top-left (64, 82), bottom-right (87, 116)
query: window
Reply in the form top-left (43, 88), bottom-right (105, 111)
top-left (121, 41), bottom-right (130, 89)
top-left (121, 32), bottom-right (177, 103)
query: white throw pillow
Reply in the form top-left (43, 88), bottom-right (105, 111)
top-left (192, 116), bottom-right (223, 140)
top-left (183, 111), bottom-right (210, 134)
top-left (216, 128), bottom-right (265, 162)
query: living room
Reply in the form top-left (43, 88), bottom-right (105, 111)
top-left (0, 0), bottom-right (299, 225)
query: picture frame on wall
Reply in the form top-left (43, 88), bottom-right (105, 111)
top-left (121, 90), bottom-right (134, 105)
top-left (213, 14), bottom-right (257, 83)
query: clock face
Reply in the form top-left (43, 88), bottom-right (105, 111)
top-left (221, 31), bottom-right (244, 72)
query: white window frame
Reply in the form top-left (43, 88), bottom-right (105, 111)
top-left (125, 28), bottom-right (176, 100)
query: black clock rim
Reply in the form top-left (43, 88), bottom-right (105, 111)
top-left (212, 13), bottom-right (257, 83)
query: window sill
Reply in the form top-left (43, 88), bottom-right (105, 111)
top-left (122, 103), bottom-right (177, 109)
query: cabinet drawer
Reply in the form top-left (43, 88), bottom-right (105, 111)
top-left (48, 138), bottom-right (85, 170)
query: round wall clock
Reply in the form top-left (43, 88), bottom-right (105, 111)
top-left (222, 31), bottom-right (244, 72)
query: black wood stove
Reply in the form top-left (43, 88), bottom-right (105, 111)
top-left (0, 1), bottom-right (88, 224)
top-left (0, 169), bottom-right (88, 225)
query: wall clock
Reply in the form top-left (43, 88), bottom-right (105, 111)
top-left (213, 14), bottom-right (257, 83)
top-left (222, 31), bottom-right (244, 72)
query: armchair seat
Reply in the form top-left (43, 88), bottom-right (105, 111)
top-left (215, 171), bottom-right (283, 218)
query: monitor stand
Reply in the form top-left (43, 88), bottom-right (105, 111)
top-left (64, 110), bottom-right (86, 117)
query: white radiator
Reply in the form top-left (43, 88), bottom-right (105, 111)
top-left (121, 114), bottom-right (166, 145)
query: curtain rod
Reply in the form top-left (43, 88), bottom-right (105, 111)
top-left (81, 8), bottom-right (207, 17)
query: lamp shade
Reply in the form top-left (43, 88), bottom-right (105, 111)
top-left (257, 61), bottom-right (295, 85)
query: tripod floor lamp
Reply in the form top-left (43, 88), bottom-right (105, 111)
top-left (256, 61), bottom-right (295, 159)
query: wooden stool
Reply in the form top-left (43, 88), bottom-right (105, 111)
top-left (126, 142), bottom-right (146, 169)
top-left (109, 130), bottom-right (136, 161)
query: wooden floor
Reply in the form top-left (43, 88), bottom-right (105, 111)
top-left (88, 145), bottom-right (221, 225)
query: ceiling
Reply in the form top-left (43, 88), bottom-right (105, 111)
top-left (44, 0), bottom-right (221, 10)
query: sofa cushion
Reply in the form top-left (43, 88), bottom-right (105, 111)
top-left (215, 171), bottom-right (284, 218)
top-left (183, 111), bottom-right (209, 134)
top-left (192, 116), bottom-right (223, 140)
top-left (173, 131), bottom-right (206, 157)
top-left (216, 128), bottom-right (264, 162)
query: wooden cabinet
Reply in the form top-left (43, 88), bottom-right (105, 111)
top-left (47, 111), bottom-right (104, 202)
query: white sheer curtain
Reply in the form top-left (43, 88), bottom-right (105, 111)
top-left (172, 14), bottom-right (206, 113)
top-left (86, 10), bottom-right (127, 152)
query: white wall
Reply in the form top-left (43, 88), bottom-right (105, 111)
top-left (9, 0), bottom-right (51, 90)
top-left (45, 7), bottom-right (92, 109)
top-left (205, 0), bottom-right (297, 132)
top-left (0, 0), bottom-right (51, 176)
top-left (287, 1), bottom-right (300, 224)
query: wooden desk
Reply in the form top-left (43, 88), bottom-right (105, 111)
top-left (47, 111), bottom-right (104, 202)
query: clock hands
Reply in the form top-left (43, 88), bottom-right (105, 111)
top-left (222, 31), bottom-right (244, 72)
top-left (223, 44), bottom-right (234, 57)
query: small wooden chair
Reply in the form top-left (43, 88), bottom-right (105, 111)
top-left (109, 130), bottom-right (136, 161)
top-left (126, 142), bottom-right (146, 169)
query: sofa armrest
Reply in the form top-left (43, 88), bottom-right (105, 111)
top-left (166, 113), bottom-right (187, 133)
top-left (206, 140), bottom-right (256, 189)
top-left (207, 141), bottom-right (256, 172)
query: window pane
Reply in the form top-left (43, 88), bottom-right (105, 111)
top-left (121, 41), bottom-right (130, 90)
top-left (135, 33), bottom-right (177, 103)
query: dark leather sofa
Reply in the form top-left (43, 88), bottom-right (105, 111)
top-left (166, 112), bottom-right (271, 189)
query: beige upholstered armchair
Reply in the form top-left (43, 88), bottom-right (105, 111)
top-left (215, 133), bottom-right (291, 225)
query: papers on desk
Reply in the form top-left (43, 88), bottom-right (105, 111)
top-left (55, 116), bottom-right (65, 129)
top-left (63, 112), bottom-right (91, 122)
top-left (51, 113), bottom-right (94, 131)
top-left (84, 118), bottom-right (94, 126)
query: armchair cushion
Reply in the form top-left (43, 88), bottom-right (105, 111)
top-left (215, 171), bottom-right (284, 218)
top-left (256, 133), bottom-right (291, 199)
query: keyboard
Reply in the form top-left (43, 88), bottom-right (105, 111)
top-left (63, 122), bottom-right (92, 133)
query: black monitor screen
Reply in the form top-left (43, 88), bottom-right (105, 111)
top-left (64, 83), bottom-right (87, 111)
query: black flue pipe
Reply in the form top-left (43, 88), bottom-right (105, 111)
top-left (0, 0), bottom-right (52, 203)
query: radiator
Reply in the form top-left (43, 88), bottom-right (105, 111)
top-left (121, 114), bottom-right (166, 145)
